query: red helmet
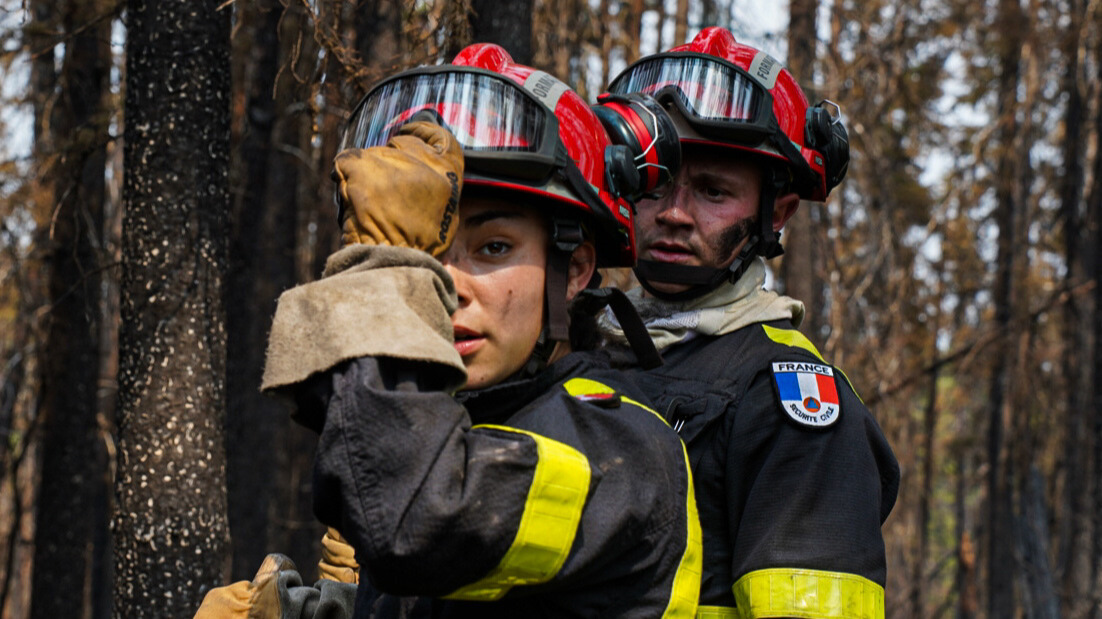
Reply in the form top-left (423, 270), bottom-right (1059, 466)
top-left (608, 27), bottom-right (849, 201)
top-left (341, 44), bottom-right (680, 353)
top-left (342, 43), bottom-right (645, 266)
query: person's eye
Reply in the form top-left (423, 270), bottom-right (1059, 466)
top-left (701, 185), bottom-right (727, 200)
top-left (479, 240), bottom-right (512, 256)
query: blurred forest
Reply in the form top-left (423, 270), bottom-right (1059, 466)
top-left (1, 0), bottom-right (1100, 616)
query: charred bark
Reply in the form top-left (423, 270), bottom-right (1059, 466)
top-left (30, 0), bottom-right (112, 616)
top-left (1018, 467), bottom-right (1059, 619)
top-left (471, 0), bottom-right (532, 64)
top-left (114, 0), bottom-right (231, 614)
top-left (1056, 0), bottom-right (1089, 611)
top-left (986, 0), bottom-right (1027, 614)
top-left (225, 0), bottom-right (299, 582)
top-left (1089, 23), bottom-right (1102, 615)
top-left (781, 0), bottom-right (823, 345)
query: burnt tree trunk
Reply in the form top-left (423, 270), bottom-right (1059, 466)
top-left (114, 0), bottom-right (231, 615)
top-left (673, 0), bottom-right (689, 45)
top-left (225, 0), bottom-right (300, 582)
top-left (1057, 0), bottom-right (1089, 615)
top-left (912, 345), bottom-right (939, 618)
top-left (780, 0), bottom-right (822, 344)
top-left (956, 444), bottom-right (978, 619)
top-left (1018, 467), bottom-right (1059, 619)
top-left (1089, 24), bottom-right (1102, 615)
top-left (31, 0), bottom-right (112, 616)
top-left (2, 2), bottom-right (60, 614)
top-left (267, 1), bottom-right (324, 573)
top-left (471, 0), bottom-right (532, 64)
top-left (626, 0), bottom-right (642, 63)
top-left (986, 0), bottom-right (1026, 614)
top-left (354, 0), bottom-right (403, 78)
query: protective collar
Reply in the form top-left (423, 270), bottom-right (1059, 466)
top-left (599, 258), bottom-right (804, 351)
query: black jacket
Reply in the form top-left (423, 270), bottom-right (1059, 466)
top-left (623, 320), bottom-right (899, 618)
top-left (297, 351), bottom-right (701, 619)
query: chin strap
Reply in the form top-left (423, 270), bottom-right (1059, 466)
top-left (755, 166), bottom-right (788, 261)
top-left (524, 218), bottom-right (662, 378)
top-left (512, 217), bottom-right (584, 381)
top-left (576, 288), bottom-right (663, 369)
top-left (519, 138), bottom-right (633, 377)
top-left (546, 218), bottom-right (585, 341)
top-left (634, 166), bottom-right (787, 302)
top-left (527, 213), bottom-right (666, 375)
top-left (521, 326), bottom-right (558, 377)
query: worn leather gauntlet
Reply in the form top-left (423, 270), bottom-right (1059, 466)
top-left (334, 121), bottom-right (464, 257)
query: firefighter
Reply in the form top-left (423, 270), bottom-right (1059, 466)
top-left (597, 27), bottom-right (901, 618)
top-left (195, 43), bottom-right (700, 618)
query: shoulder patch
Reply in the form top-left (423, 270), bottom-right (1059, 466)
top-left (770, 361), bottom-right (841, 428)
top-left (562, 377), bottom-right (622, 408)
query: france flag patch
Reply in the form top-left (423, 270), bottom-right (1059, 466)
top-left (771, 361), bottom-right (841, 428)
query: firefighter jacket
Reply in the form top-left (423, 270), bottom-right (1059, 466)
top-left (600, 260), bottom-right (900, 619)
top-left (260, 244), bottom-right (702, 619)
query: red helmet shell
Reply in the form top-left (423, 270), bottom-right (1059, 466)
top-left (669, 27), bottom-right (828, 199)
top-left (452, 43), bottom-right (636, 266)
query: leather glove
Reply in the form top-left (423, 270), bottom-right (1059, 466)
top-left (317, 527), bottom-right (359, 584)
top-left (334, 121), bottom-right (464, 256)
top-left (193, 554), bottom-right (295, 619)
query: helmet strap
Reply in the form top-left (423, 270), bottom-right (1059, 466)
top-left (515, 218), bottom-right (584, 379)
top-left (521, 326), bottom-right (557, 377)
top-left (575, 288), bottom-right (663, 369)
top-left (755, 165), bottom-right (786, 261)
top-left (546, 218), bottom-right (584, 341)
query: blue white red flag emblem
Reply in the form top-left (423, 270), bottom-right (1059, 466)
top-left (771, 361), bottom-right (841, 428)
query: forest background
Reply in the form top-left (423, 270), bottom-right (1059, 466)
top-left (0, 0), bottom-right (1100, 617)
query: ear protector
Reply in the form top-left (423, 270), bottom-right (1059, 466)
top-left (593, 92), bottom-right (682, 203)
top-left (805, 99), bottom-right (850, 193)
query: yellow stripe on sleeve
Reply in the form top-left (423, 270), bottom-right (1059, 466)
top-left (663, 444), bottom-right (702, 618)
top-left (761, 324), bottom-right (825, 361)
top-left (732, 568), bottom-right (885, 619)
top-left (563, 377), bottom-right (702, 618)
top-left (443, 425), bottom-right (590, 601)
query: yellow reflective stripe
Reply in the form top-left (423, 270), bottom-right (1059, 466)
top-left (761, 325), bottom-right (862, 403)
top-left (697, 606), bottom-right (738, 618)
top-left (563, 376), bottom-right (616, 396)
top-left (762, 324), bottom-right (824, 360)
top-left (732, 568), bottom-right (885, 619)
top-left (444, 425), bottom-right (590, 601)
top-left (563, 377), bottom-right (702, 618)
top-left (663, 445), bottom-right (702, 618)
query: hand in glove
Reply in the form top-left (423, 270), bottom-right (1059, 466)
top-left (193, 553), bottom-right (296, 619)
top-left (317, 527), bottom-right (359, 584)
top-left (334, 121), bottom-right (464, 256)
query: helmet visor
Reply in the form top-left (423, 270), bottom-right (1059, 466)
top-left (342, 67), bottom-right (560, 181)
top-left (608, 53), bottom-right (775, 146)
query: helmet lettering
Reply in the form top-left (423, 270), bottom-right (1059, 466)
top-left (438, 172), bottom-right (460, 243)
top-left (523, 71), bottom-right (568, 110)
top-left (748, 52), bottom-right (781, 90)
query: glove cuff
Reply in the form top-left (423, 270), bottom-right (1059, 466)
top-left (262, 245), bottom-right (466, 392)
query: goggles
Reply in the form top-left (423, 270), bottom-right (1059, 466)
top-left (607, 52), bottom-right (779, 148)
top-left (341, 66), bottom-right (563, 183)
